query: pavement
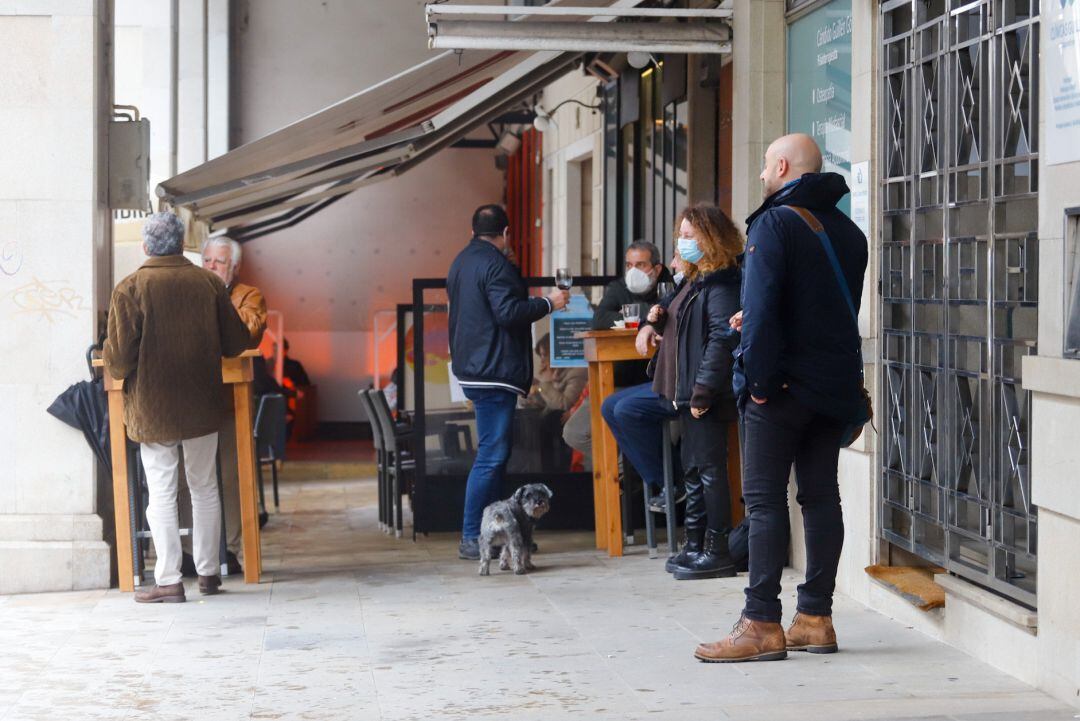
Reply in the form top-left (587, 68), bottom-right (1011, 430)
top-left (0, 475), bottom-right (1076, 721)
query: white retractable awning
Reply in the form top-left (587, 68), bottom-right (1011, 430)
top-left (426, 3), bottom-right (732, 54)
top-left (157, 48), bottom-right (578, 239)
top-left (157, 0), bottom-right (658, 241)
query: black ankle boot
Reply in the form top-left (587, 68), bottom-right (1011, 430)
top-left (672, 529), bottom-right (737, 580)
top-left (665, 527), bottom-right (704, 573)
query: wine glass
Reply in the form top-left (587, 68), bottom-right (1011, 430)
top-left (656, 281), bottom-right (675, 299)
top-left (555, 268), bottom-right (572, 311)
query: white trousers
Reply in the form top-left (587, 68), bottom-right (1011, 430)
top-left (140, 432), bottom-right (221, 586)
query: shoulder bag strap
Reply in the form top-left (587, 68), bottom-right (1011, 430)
top-left (782, 205), bottom-right (873, 433)
top-left (781, 205), bottom-right (858, 325)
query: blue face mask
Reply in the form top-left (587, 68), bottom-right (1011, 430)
top-left (677, 236), bottom-right (703, 264)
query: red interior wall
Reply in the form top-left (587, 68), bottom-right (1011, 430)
top-left (506, 128), bottom-right (544, 279)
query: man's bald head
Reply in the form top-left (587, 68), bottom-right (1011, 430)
top-left (760, 133), bottom-right (824, 197)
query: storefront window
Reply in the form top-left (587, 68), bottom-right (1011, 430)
top-left (674, 98), bottom-right (689, 223)
top-left (603, 58), bottom-right (689, 267)
top-left (640, 67), bottom-right (655, 248)
top-left (659, 101), bottom-right (674, 250)
top-left (621, 124), bottom-right (636, 248)
top-left (1066, 210), bottom-right (1080, 357)
top-left (602, 80), bottom-right (620, 275)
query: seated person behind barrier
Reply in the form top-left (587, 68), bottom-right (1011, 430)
top-left (524, 334), bottom-right (587, 470)
top-left (561, 384), bottom-right (592, 469)
top-left (281, 337), bottom-right (311, 387)
top-left (279, 337), bottom-right (317, 440)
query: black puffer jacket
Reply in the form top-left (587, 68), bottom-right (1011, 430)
top-left (448, 238), bottom-right (551, 395)
top-left (653, 266), bottom-right (742, 419)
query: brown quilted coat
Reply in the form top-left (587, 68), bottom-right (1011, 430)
top-left (104, 255), bottom-right (250, 443)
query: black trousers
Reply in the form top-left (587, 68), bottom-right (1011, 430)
top-left (679, 408), bottom-right (731, 534)
top-left (741, 391), bottom-right (846, 622)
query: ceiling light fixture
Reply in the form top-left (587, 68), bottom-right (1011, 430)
top-left (627, 51), bottom-right (658, 69)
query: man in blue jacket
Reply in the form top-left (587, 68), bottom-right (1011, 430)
top-left (448, 205), bottom-right (568, 560)
top-left (695, 134), bottom-right (868, 663)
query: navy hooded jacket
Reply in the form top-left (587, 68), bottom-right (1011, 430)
top-left (735, 172), bottom-right (869, 423)
top-left (447, 238), bottom-right (551, 396)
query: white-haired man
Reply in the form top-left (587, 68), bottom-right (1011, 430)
top-left (177, 235), bottom-right (267, 577)
top-left (202, 236), bottom-right (267, 345)
top-left (104, 212), bottom-right (250, 602)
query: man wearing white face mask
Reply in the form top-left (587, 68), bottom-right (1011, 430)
top-left (592, 241), bottom-right (670, 332)
top-left (563, 242), bottom-right (680, 511)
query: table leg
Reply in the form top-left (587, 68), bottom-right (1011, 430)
top-left (595, 361), bottom-right (622, 557)
top-left (106, 389), bottom-right (135, 592)
top-left (233, 381), bottom-right (261, 583)
top-left (586, 362), bottom-right (607, 550)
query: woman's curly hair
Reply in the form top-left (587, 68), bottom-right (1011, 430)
top-left (676, 204), bottom-right (744, 279)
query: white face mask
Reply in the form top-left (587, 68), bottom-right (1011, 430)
top-left (625, 267), bottom-right (655, 295)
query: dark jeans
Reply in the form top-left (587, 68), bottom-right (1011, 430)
top-left (461, 387), bottom-right (518, 540)
top-left (679, 408), bottom-right (731, 533)
top-left (741, 391), bottom-right (846, 622)
top-left (600, 382), bottom-right (677, 492)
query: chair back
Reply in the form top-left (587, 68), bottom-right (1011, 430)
top-left (253, 393), bottom-right (287, 461)
top-left (359, 390), bottom-right (385, 451)
top-left (370, 389), bottom-right (401, 453)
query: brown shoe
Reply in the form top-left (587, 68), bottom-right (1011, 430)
top-left (134, 583), bottom-right (186, 604)
top-left (198, 575), bottom-right (222, 595)
top-left (785, 612), bottom-right (838, 654)
top-left (694, 615), bottom-right (787, 663)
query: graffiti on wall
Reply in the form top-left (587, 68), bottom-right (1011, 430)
top-left (7, 277), bottom-right (89, 323)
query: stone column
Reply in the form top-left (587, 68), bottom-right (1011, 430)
top-left (1026, 1), bottom-right (1080, 707)
top-left (0, 0), bottom-right (113, 592)
top-left (729, 0), bottom-right (785, 231)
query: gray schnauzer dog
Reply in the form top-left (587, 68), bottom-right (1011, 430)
top-left (478, 483), bottom-right (553, 576)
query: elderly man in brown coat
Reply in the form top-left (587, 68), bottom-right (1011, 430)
top-left (104, 212), bottom-right (250, 603)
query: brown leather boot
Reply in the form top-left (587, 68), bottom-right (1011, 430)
top-left (198, 575), bottom-right (222, 595)
top-left (134, 583), bottom-right (186, 604)
top-left (785, 612), bottom-right (838, 654)
top-left (694, 615), bottom-right (787, 663)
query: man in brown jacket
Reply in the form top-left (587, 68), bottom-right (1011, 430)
top-left (175, 236), bottom-right (267, 576)
top-left (104, 212), bottom-right (250, 603)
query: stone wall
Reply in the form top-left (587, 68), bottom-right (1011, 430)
top-left (0, 0), bottom-right (113, 593)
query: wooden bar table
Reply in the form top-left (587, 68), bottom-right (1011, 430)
top-left (578, 329), bottom-right (745, 558)
top-left (578, 329), bottom-right (653, 557)
top-left (94, 350), bottom-right (262, 591)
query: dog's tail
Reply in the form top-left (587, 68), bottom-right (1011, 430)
top-left (489, 509), bottom-right (510, 531)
